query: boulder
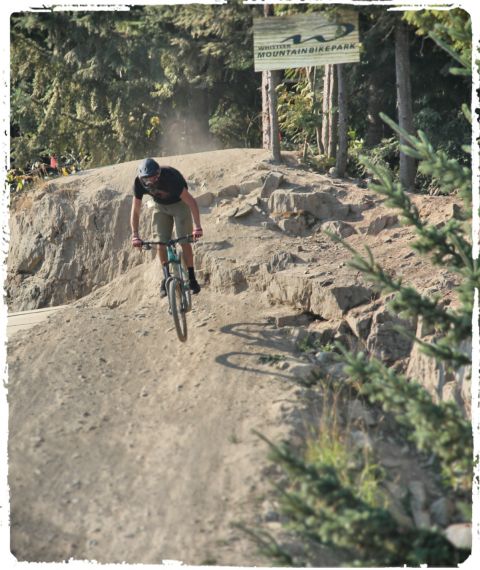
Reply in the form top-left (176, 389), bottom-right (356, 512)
top-left (406, 333), bottom-right (471, 418)
top-left (366, 214), bottom-right (398, 235)
top-left (7, 187), bottom-right (137, 311)
top-left (239, 179), bottom-right (262, 195)
top-left (268, 189), bottom-right (349, 221)
top-left (366, 307), bottom-right (415, 364)
top-left (267, 251), bottom-right (297, 273)
top-left (260, 171), bottom-right (284, 198)
top-left (430, 496), bottom-right (454, 527)
top-left (321, 220), bottom-right (357, 238)
top-left (218, 184), bottom-right (240, 199)
top-left (195, 192), bottom-right (215, 207)
top-left (309, 280), bottom-right (373, 320)
top-left (308, 320), bottom-right (344, 346)
top-left (233, 204), bottom-right (255, 218)
top-left (345, 306), bottom-right (374, 340)
top-left (209, 265), bottom-right (247, 294)
top-left (266, 270), bottom-right (312, 309)
top-left (444, 523), bottom-right (471, 550)
top-left (260, 220), bottom-right (280, 232)
top-left (277, 215), bottom-right (308, 235)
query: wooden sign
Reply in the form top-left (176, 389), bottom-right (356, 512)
top-left (253, 11), bottom-right (360, 71)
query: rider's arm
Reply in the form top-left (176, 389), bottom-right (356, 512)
top-left (130, 197), bottom-right (142, 236)
top-left (180, 188), bottom-right (201, 229)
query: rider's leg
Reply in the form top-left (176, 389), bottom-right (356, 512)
top-left (180, 242), bottom-right (200, 294)
top-left (158, 245), bottom-right (169, 277)
top-left (181, 242), bottom-right (194, 267)
top-left (152, 206), bottom-right (174, 297)
top-left (172, 203), bottom-right (201, 294)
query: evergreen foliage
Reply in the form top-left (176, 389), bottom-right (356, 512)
top-left (277, 70), bottom-right (321, 155)
top-left (247, 433), bottom-right (465, 567)
top-left (10, 5), bottom-right (470, 174)
top-left (10, 3), bottom-right (261, 169)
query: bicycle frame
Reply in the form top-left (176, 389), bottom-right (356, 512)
top-left (142, 235), bottom-right (192, 288)
top-left (141, 236), bottom-right (193, 340)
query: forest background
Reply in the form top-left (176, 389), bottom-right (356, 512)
top-left (9, 1), bottom-right (472, 193)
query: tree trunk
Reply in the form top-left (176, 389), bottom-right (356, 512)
top-left (365, 72), bottom-right (385, 148)
top-left (262, 3), bottom-right (281, 163)
top-left (262, 71), bottom-right (271, 149)
top-left (395, 18), bottom-right (416, 191)
top-left (307, 66), bottom-right (324, 155)
top-left (327, 65), bottom-right (338, 159)
top-left (321, 64), bottom-right (331, 155)
top-left (335, 64), bottom-right (348, 177)
top-left (269, 69), bottom-right (282, 163)
top-left (262, 3), bottom-right (273, 152)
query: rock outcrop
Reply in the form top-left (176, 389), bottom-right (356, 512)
top-left (6, 149), bottom-right (470, 418)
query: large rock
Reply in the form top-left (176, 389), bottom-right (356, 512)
top-left (197, 250), bottom-right (249, 294)
top-left (266, 269), bottom-right (313, 309)
top-left (345, 306), bottom-right (374, 340)
top-left (309, 279), bottom-right (373, 320)
top-left (195, 191), bottom-right (215, 207)
top-left (366, 307), bottom-right (415, 364)
top-left (260, 171), bottom-right (284, 198)
top-left (267, 251), bottom-right (297, 273)
top-left (445, 523), bottom-right (471, 550)
top-left (366, 214), bottom-right (398, 235)
top-left (7, 184), bottom-right (140, 311)
top-left (268, 189), bottom-right (349, 221)
top-left (239, 179), bottom-right (262, 195)
top-left (266, 270), bottom-right (373, 320)
top-left (406, 330), bottom-right (471, 418)
top-left (308, 319), bottom-right (344, 346)
top-left (408, 480), bottom-right (431, 529)
top-left (218, 184), bottom-right (240, 199)
top-left (321, 220), bottom-right (357, 238)
top-left (277, 215), bottom-right (308, 235)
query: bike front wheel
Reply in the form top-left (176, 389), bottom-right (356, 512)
top-left (168, 278), bottom-right (188, 342)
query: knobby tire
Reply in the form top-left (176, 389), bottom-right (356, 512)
top-left (168, 278), bottom-right (188, 342)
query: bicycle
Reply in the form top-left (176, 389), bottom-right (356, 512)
top-left (141, 235), bottom-right (194, 342)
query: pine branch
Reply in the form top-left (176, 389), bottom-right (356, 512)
top-left (339, 349), bottom-right (472, 491)
top-left (255, 432), bottom-right (463, 566)
top-left (233, 523), bottom-right (297, 566)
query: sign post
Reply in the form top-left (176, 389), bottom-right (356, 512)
top-left (253, 10), bottom-right (360, 165)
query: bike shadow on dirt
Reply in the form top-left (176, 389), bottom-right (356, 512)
top-left (214, 321), bottom-right (299, 381)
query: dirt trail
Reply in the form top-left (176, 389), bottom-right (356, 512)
top-left (8, 287), bottom-right (307, 565)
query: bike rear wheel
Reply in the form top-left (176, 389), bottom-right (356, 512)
top-left (168, 278), bottom-right (188, 342)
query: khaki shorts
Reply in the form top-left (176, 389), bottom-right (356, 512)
top-left (152, 200), bottom-right (193, 243)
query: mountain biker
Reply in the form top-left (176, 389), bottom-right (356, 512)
top-left (130, 157), bottom-right (203, 297)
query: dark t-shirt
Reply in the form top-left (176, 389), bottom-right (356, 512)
top-left (133, 166), bottom-right (187, 205)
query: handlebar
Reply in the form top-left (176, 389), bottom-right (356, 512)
top-left (141, 235), bottom-right (195, 250)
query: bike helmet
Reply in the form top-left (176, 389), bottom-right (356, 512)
top-left (138, 157), bottom-right (161, 188)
